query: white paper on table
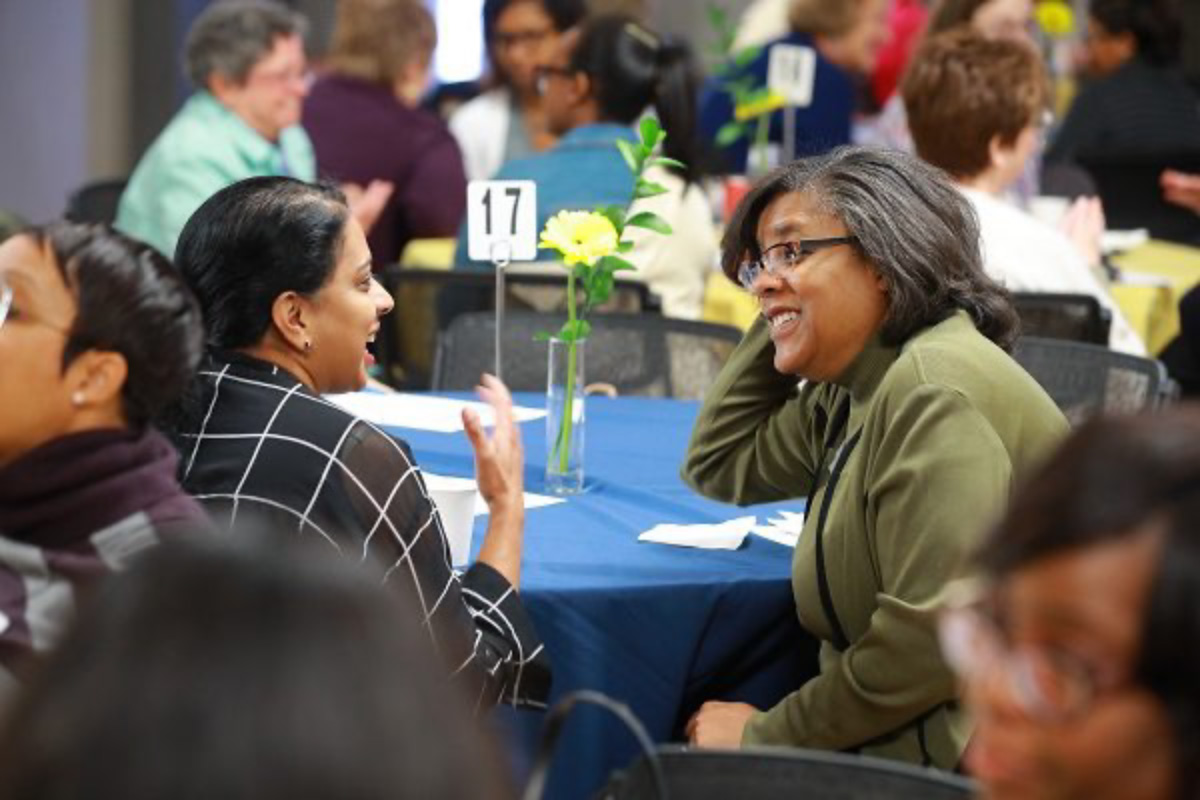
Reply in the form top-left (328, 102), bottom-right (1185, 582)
top-left (325, 392), bottom-right (546, 433)
top-left (421, 473), bottom-right (564, 516)
top-left (750, 510), bottom-right (805, 548)
top-left (638, 515), bottom-right (756, 550)
top-left (1101, 228), bottom-right (1149, 254)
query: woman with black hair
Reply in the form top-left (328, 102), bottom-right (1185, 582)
top-left (682, 147), bottom-right (1065, 766)
top-left (450, 0), bottom-right (588, 182)
top-left (1047, 0), bottom-right (1200, 163)
top-left (455, 14), bottom-right (718, 319)
top-left (168, 176), bottom-right (550, 709)
top-left (946, 408), bottom-right (1200, 799)
top-left (0, 222), bottom-right (208, 689)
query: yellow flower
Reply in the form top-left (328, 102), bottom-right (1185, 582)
top-left (1035, 0), bottom-right (1074, 37)
top-left (735, 90), bottom-right (786, 122)
top-left (539, 211), bottom-right (619, 267)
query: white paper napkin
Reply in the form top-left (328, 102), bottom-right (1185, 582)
top-left (751, 510), bottom-right (806, 548)
top-left (638, 516), bottom-right (757, 550)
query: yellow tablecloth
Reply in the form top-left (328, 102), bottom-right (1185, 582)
top-left (701, 239), bottom-right (1200, 354)
top-left (1111, 239), bottom-right (1200, 354)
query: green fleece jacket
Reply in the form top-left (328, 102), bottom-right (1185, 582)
top-left (683, 312), bottom-right (1067, 767)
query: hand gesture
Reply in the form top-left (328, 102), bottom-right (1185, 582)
top-left (1058, 196), bottom-right (1106, 268)
top-left (462, 374), bottom-right (524, 517)
top-left (1162, 170), bottom-right (1200, 215)
top-left (341, 179), bottom-right (395, 234)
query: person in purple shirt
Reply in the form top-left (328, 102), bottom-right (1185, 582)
top-left (303, 0), bottom-right (467, 267)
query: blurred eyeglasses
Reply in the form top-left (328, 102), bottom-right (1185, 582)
top-left (533, 64), bottom-right (577, 96)
top-left (938, 581), bottom-right (1128, 722)
top-left (0, 277), bottom-right (11, 330)
top-left (736, 236), bottom-right (857, 290)
top-left (493, 27), bottom-right (553, 52)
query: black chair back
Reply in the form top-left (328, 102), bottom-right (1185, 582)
top-left (600, 746), bottom-right (976, 800)
top-left (378, 267), bottom-right (656, 389)
top-left (1013, 336), bottom-right (1178, 424)
top-left (432, 311), bottom-right (743, 400)
top-left (1011, 292), bottom-right (1111, 345)
top-left (1077, 151), bottom-right (1200, 245)
top-left (64, 178), bottom-right (128, 226)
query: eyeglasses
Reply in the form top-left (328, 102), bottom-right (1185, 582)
top-left (736, 236), bottom-right (857, 290)
top-left (0, 277), bottom-right (11, 330)
top-left (533, 64), bottom-right (577, 96)
top-left (937, 582), bottom-right (1127, 722)
top-left (493, 27), bottom-right (553, 52)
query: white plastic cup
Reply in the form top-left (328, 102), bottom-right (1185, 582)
top-left (424, 474), bottom-right (480, 566)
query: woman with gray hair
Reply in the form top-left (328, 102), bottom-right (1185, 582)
top-left (682, 146), bottom-right (1066, 769)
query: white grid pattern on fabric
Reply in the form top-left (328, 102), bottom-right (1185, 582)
top-left (182, 364), bottom-right (548, 707)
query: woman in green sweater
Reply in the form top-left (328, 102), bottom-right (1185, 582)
top-left (682, 146), bottom-right (1067, 768)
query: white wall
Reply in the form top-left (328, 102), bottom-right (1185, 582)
top-left (0, 0), bottom-right (94, 222)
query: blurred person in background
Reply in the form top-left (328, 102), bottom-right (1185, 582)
top-left (1047, 0), bottom-right (1200, 164)
top-left (904, 30), bottom-right (1145, 355)
top-left (117, 0), bottom-right (389, 258)
top-left (701, 0), bottom-right (890, 174)
top-left (0, 535), bottom-right (511, 800)
top-left (305, 0), bottom-right (467, 266)
top-left (0, 222), bottom-right (207, 691)
top-left (449, 0), bottom-right (588, 182)
top-left (946, 408), bottom-right (1200, 799)
top-left (857, 0), bottom-right (1042, 202)
top-left (454, 15), bottom-right (717, 320)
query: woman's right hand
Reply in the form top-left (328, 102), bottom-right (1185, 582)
top-left (462, 374), bottom-right (524, 516)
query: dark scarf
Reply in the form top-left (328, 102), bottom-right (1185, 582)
top-left (0, 428), bottom-right (206, 548)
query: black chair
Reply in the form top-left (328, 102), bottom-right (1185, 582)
top-left (1011, 292), bottom-right (1111, 345)
top-left (431, 311), bottom-right (744, 400)
top-left (378, 267), bottom-right (657, 390)
top-left (599, 746), bottom-right (976, 800)
top-left (64, 178), bottom-right (128, 226)
top-left (1013, 336), bottom-right (1178, 425)
top-left (1077, 151), bottom-right (1200, 246)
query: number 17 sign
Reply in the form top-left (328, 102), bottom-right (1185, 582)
top-left (467, 180), bottom-right (538, 262)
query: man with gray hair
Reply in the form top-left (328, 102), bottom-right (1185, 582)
top-left (118, 1), bottom-right (387, 257)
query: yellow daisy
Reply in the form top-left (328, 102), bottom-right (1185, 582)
top-left (539, 211), bottom-right (619, 267)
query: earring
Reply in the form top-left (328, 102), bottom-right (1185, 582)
top-left (71, 391), bottom-right (85, 407)
top-left (303, 340), bottom-right (312, 352)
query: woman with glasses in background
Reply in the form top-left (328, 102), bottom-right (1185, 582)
top-left (449, 0), bottom-right (587, 182)
top-left (682, 146), bottom-right (1066, 768)
top-left (0, 223), bottom-right (208, 690)
top-left (946, 408), bottom-right (1200, 799)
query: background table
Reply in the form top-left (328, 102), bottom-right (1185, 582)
top-left (392, 395), bottom-right (816, 800)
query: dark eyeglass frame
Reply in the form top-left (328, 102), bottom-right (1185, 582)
top-left (492, 27), bottom-right (554, 51)
top-left (533, 64), bottom-right (579, 96)
top-left (736, 236), bottom-right (858, 290)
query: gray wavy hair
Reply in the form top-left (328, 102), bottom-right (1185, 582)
top-left (184, 0), bottom-right (308, 89)
top-left (721, 146), bottom-right (1019, 351)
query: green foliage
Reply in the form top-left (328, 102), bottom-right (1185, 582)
top-left (706, 1), bottom-right (771, 147)
top-left (625, 211), bottom-right (673, 235)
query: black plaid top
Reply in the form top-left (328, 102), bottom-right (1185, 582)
top-left (172, 351), bottom-right (550, 709)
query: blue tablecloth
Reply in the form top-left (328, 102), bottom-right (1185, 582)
top-left (393, 394), bottom-right (816, 800)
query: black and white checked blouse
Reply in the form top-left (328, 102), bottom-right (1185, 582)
top-left (171, 351), bottom-right (551, 710)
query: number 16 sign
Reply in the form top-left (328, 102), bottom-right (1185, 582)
top-left (467, 180), bottom-right (538, 263)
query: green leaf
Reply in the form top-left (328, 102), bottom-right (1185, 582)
top-left (715, 121), bottom-right (746, 146)
top-left (557, 319), bottom-right (590, 343)
top-left (597, 204), bottom-right (626, 235)
top-left (634, 179), bottom-right (669, 199)
top-left (598, 254), bottom-right (637, 273)
top-left (649, 156), bottom-right (687, 171)
top-left (615, 138), bottom-right (641, 175)
top-left (586, 268), bottom-right (614, 309)
top-left (732, 45), bottom-right (762, 68)
top-left (639, 117), bottom-right (664, 151)
top-left (533, 331), bottom-right (552, 342)
top-left (625, 211), bottom-right (673, 235)
top-left (617, 240), bottom-right (635, 253)
top-left (578, 319), bottom-right (592, 340)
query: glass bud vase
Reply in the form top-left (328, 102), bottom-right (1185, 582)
top-left (545, 336), bottom-right (585, 495)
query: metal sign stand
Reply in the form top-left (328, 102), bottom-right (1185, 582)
top-left (490, 241), bottom-right (512, 384)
